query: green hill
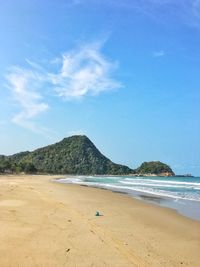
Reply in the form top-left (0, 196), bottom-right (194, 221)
top-left (0, 135), bottom-right (175, 176)
top-left (136, 161), bottom-right (174, 176)
top-left (7, 135), bottom-right (133, 175)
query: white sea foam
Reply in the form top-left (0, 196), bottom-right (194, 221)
top-left (58, 176), bottom-right (200, 202)
top-left (119, 180), bottom-right (200, 189)
top-left (99, 184), bottom-right (200, 202)
top-left (57, 177), bottom-right (83, 183)
top-left (124, 178), bottom-right (200, 186)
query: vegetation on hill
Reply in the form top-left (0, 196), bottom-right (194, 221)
top-left (0, 136), bottom-right (175, 176)
top-left (0, 155), bottom-right (36, 174)
top-left (136, 161), bottom-right (174, 176)
top-left (0, 136), bottom-right (132, 175)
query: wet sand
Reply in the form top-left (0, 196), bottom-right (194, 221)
top-left (0, 174), bottom-right (200, 267)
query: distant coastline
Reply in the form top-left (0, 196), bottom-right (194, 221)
top-left (174, 174), bottom-right (194, 177)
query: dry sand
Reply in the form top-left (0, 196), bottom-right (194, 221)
top-left (0, 175), bottom-right (199, 267)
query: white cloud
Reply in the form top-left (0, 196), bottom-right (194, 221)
top-left (6, 67), bottom-right (49, 134)
top-left (6, 42), bottom-right (121, 133)
top-left (49, 43), bottom-right (121, 99)
top-left (152, 50), bottom-right (165, 57)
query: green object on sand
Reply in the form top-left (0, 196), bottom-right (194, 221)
top-left (95, 211), bottom-right (100, 216)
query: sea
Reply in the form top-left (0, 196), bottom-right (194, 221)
top-left (57, 175), bottom-right (200, 221)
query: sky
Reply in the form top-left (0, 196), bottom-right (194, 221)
top-left (0, 0), bottom-right (200, 175)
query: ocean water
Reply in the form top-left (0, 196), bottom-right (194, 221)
top-left (57, 175), bottom-right (200, 221)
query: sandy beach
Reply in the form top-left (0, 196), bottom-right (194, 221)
top-left (0, 175), bottom-right (199, 267)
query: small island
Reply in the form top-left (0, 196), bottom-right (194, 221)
top-left (135, 161), bottom-right (175, 176)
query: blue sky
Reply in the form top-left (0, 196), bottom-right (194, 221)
top-left (0, 0), bottom-right (200, 175)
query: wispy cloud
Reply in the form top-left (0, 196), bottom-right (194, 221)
top-left (6, 67), bottom-right (49, 134)
top-left (6, 42), bottom-right (121, 133)
top-left (152, 50), bottom-right (165, 58)
top-left (49, 43), bottom-right (121, 100)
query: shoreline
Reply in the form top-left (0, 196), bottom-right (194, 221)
top-left (56, 176), bottom-right (200, 222)
top-left (0, 174), bottom-right (200, 266)
top-left (79, 184), bottom-right (200, 222)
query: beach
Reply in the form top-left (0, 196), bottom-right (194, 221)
top-left (0, 175), bottom-right (200, 267)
